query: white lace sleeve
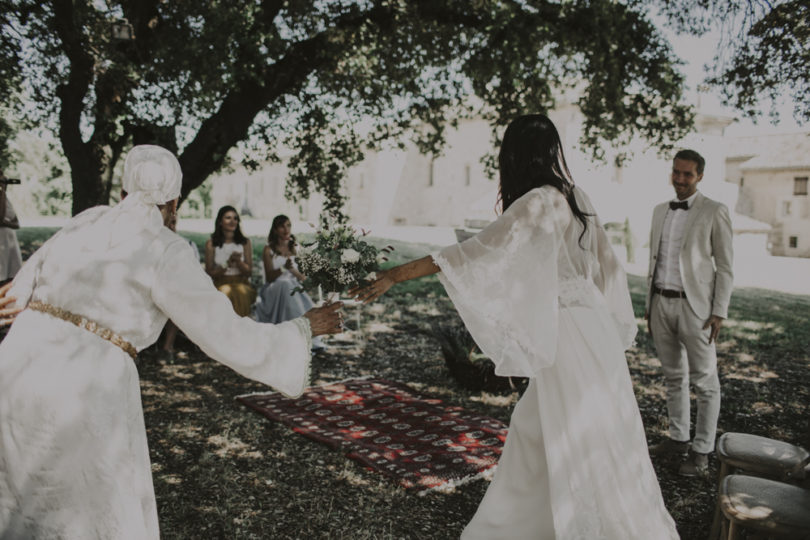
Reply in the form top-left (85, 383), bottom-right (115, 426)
top-left (432, 187), bottom-right (570, 377)
top-left (592, 220), bottom-right (638, 350)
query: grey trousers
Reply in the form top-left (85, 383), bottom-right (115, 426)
top-left (649, 294), bottom-right (721, 454)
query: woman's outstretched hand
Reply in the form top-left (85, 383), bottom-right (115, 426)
top-left (350, 271), bottom-right (395, 304)
top-left (350, 257), bottom-right (439, 304)
top-left (303, 301), bottom-right (345, 336)
top-left (0, 282), bottom-right (22, 326)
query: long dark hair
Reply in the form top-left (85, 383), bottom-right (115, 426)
top-left (267, 214), bottom-right (295, 254)
top-left (498, 114), bottom-right (590, 242)
top-left (211, 205), bottom-right (248, 247)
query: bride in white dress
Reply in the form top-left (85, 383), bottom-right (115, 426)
top-left (355, 115), bottom-right (679, 539)
top-left (0, 145), bottom-right (343, 539)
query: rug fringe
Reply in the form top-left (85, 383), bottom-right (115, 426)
top-left (318, 374), bottom-right (374, 386)
top-left (235, 375), bottom-right (374, 400)
top-left (416, 463), bottom-right (498, 497)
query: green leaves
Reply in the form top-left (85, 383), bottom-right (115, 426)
top-left (712, 0), bottom-right (810, 122)
top-left (3, 0), bottom-right (700, 215)
top-left (659, 0), bottom-right (809, 124)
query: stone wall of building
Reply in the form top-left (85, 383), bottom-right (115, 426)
top-left (736, 167), bottom-right (810, 257)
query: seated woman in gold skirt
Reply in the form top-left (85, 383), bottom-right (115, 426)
top-left (204, 205), bottom-right (256, 316)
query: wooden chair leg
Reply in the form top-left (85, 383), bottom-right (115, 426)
top-left (727, 520), bottom-right (741, 540)
top-left (708, 503), bottom-right (723, 539)
top-left (709, 462), bottom-right (731, 540)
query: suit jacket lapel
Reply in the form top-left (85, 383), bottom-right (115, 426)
top-left (651, 203), bottom-right (667, 257)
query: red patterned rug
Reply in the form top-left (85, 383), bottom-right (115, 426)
top-left (237, 378), bottom-right (508, 494)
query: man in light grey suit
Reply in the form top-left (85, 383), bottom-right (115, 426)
top-left (645, 149), bottom-right (733, 477)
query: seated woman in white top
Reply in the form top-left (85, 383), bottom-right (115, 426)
top-left (255, 215), bottom-right (323, 349)
top-left (204, 205), bottom-right (256, 317)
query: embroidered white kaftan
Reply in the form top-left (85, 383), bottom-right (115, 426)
top-left (0, 201), bottom-right (312, 539)
top-left (433, 185), bottom-right (678, 539)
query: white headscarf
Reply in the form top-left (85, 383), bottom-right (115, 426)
top-left (95, 145), bottom-right (183, 247)
top-left (122, 145), bottom-right (182, 204)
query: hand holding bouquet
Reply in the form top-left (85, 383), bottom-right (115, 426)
top-left (297, 215), bottom-right (392, 298)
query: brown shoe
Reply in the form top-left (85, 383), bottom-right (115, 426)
top-left (649, 438), bottom-right (690, 457)
top-left (679, 450), bottom-right (709, 477)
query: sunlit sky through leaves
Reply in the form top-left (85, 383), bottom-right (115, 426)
top-left (657, 17), bottom-right (803, 136)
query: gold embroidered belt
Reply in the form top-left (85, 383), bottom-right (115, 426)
top-left (28, 301), bottom-right (138, 360)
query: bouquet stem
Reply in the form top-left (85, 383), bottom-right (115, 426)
top-left (318, 286), bottom-right (341, 305)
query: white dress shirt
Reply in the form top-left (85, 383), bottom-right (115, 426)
top-left (654, 191), bottom-right (698, 291)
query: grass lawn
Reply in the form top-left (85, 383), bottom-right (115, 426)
top-left (7, 227), bottom-right (810, 539)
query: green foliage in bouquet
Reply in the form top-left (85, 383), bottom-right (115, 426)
top-left (297, 216), bottom-right (392, 295)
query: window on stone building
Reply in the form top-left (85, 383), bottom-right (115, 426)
top-left (464, 164), bottom-right (471, 186)
top-left (789, 236), bottom-right (798, 248)
top-left (428, 158), bottom-right (435, 187)
top-left (794, 177), bottom-right (808, 196)
top-left (782, 201), bottom-right (792, 216)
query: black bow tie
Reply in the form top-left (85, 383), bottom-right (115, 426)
top-left (669, 201), bottom-right (689, 211)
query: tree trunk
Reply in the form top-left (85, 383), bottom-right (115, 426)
top-left (59, 85), bottom-right (111, 215)
top-left (66, 145), bottom-right (108, 215)
top-left (177, 83), bottom-right (269, 204)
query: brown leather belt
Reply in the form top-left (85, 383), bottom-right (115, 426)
top-left (653, 286), bottom-right (687, 299)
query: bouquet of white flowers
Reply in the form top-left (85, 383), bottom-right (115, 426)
top-left (297, 216), bottom-right (392, 298)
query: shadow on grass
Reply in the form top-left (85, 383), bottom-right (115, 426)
top-left (10, 229), bottom-right (809, 540)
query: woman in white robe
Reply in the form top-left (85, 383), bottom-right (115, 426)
top-left (354, 115), bottom-right (679, 539)
top-left (0, 145), bottom-right (343, 539)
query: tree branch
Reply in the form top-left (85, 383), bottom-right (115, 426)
top-left (121, 0), bottom-right (162, 59)
top-left (258, 0), bottom-right (285, 27)
top-left (177, 4), bottom-right (397, 199)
